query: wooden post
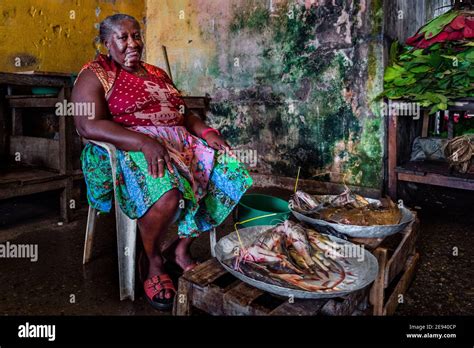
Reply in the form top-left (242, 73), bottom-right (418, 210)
top-left (63, 85), bottom-right (76, 173)
top-left (58, 85), bottom-right (74, 222)
top-left (370, 248), bottom-right (388, 316)
top-left (421, 109), bottom-right (429, 137)
top-left (0, 88), bottom-right (6, 166)
top-left (447, 111), bottom-right (454, 139)
top-left (384, 218), bottom-right (419, 287)
top-left (173, 278), bottom-right (193, 315)
top-left (387, 107), bottom-right (398, 199)
top-left (11, 108), bottom-right (22, 136)
top-left (60, 177), bottom-right (73, 223)
top-left (383, 253), bottom-right (420, 315)
top-left (58, 86), bottom-right (68, 175)
top-left (162, 45), bottom-right (173, 82)
top-left (7, 86), bottom-right (22, 136)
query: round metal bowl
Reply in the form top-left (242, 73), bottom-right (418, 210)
top-left (213, 225), bottom-right (379, 299)
top-left (290, 196), bottom-right (415, 239)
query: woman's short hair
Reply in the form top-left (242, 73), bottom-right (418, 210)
top-left (99, 14), bottom-right (140, 43)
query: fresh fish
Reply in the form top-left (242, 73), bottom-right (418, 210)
top-left (275, 220), bottom-right (315, 268)
top-left (292, 189), bottom-right (402, 226)
top-left (236, 245), bottom-right (282, 263)
top-left (232, 221), bottom-right (350, 293)
top-left (326, 188), bottom-right (369, 209)
top-left (307, 229), bottom-right (345, 259)
top-left (287, 246), bottom-right (313, 272)
top-left (234, 237), bottom-right (302, 274)
top-left (255, 229), bottom-right (284, 251)
top-left (290, 190), bottom-right (321, 212)
top-left (236, 262), bottom-right (305, 290)
top-left (270, 272), bottom-right (345, 292)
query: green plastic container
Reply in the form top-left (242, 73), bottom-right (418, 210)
top-left (236, 194), bottom-right (290, 227)
top-left (31, 87), bottom-right (60, 95)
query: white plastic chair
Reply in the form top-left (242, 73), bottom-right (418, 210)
top-left (81, 138), bottom-right (219, 301)
top-left (82, 139), bottom-right (137, 301)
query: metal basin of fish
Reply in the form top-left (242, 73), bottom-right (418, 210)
top-left (290, 196), bottom-right (415, 238)
top-left (212, 225), bottom-right (379, 299)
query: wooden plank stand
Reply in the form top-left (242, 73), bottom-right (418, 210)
top-left (364, 216), bottom-right (420, 315)
top-left (173, 214), bottom-right (420, 316)
top-left (173, 258), bottom-right (370, 316)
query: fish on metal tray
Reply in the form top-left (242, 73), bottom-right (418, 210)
top-left (316, 198), bottom-right (401, 226)
top-left (291, 190), bottom-right (402, 226)
top-left (230, 220), bottom-right (349, 292)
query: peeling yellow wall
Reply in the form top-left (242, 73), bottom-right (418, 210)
top-left (0, 0), bottom-right (145, 73)
top-left (145, 0), bottom-right (219, 94)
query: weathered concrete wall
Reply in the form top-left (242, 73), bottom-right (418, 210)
top-left (0, 0), bottom-right (145, 73)
top-left (146, 0), bottom-right (385, 190)
top-left (0, 0), bottom-right (385, 190)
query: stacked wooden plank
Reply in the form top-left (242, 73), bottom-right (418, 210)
top-left (173, 257), bottom-right (370, 316)
top-left (173, 213), bottom-right (419, 316)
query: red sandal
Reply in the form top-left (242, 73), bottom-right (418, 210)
top-left (143, 274), bottom-right (176, 311)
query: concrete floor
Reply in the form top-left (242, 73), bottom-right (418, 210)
top-left (0, 186), bottom-right (472, 315)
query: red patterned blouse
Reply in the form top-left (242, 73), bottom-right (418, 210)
top-left (78, 54), bottom-right (185, 127)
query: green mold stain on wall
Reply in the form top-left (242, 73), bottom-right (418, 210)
top-left (230, 2), bottom-right (270, 33)
top-left (346, 118), bottom-right (382, 187)
top-left (200, 1), bottom-right (384, 189)
top-left (359, 0), bottom-right (385, 188)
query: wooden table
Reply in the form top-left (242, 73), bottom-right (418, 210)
top-left (0, 72), bottom-right (82, 222)
top-left (387, 98), bottom-right (474, 198)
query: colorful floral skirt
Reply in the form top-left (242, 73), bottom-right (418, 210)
top-left (81, 126), bottom-right (253, 237)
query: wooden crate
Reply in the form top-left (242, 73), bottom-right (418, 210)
top-left (173, 214), bottom-right (419, 316)
top-left (356, 216), bottom-right (420, 316)
top-left (173, 258), bottom-right (370, 316)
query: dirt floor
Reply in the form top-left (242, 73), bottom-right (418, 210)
top-left (395, 184), bottom-right (474, 316)
top-left (0, 186), bottom-right (472, 315)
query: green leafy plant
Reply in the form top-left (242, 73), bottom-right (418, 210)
top-left (377, 42), bottom-right (474, 114)
top-left (377, 9), bottom-right (474, 114)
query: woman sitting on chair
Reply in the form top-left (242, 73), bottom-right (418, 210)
top-left (72, 14), bottom-right (252, 310)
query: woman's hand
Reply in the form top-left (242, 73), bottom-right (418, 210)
top-left (140, 138), bottom-right (174, 178)
top-left (203, 131), bottom-right (233, 155)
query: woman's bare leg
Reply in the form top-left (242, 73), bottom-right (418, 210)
top-left (162, 234), bottom-right (198, 272)
top-left (137, 188), bottom-right (182, 299)
top-left (173, 237), bottom-right (197, 271)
